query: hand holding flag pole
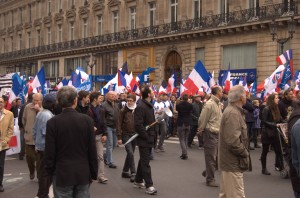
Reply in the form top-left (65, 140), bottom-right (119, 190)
top-left (124, 108), bottom-right (173, 146)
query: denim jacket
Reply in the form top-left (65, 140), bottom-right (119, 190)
top-left (33, 109), bottom-right (54, 151)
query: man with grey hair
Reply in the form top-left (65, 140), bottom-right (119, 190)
top-left (219, 85), bottom-right (251, 198)
top-left (198, 86), bottom-right (223, 187)
top-left (44, 86), bottom-right (98, 197)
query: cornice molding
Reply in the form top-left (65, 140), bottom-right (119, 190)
top-left (108, 0), bottom-right (121, 7)
top-left (92, 1), bottom-right (105, 13)
top-left (43, 15), bottom-right (52, 25)
top-left (79, 5), bottom-right (90, 19)
top-left (34, 18), bottom-right (42, 27)
top-left (24, 21), bottom-right (32, 29)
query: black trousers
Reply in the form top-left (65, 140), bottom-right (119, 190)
top-left (260, 137), bottom-right (283, 170)
top-left (0, 150), bottom-right (6, 185)
top-left (135, 146), bottom-right (153, 188)
top-left (37, 151), bottom-right (52, 198)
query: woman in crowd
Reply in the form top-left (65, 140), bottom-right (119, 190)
top-left (117, 93), bottom-right (137, 182)
top-left (260, 93), bottom-right (284, 175)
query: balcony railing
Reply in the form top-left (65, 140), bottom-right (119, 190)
top-left (0, 2), bottom-right (298, 62)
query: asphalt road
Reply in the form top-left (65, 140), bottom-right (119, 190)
top-left (1, 137), bottom-right (294, 198)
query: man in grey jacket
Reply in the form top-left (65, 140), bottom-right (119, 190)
top-left (219, 85), bottom-right (250, 198)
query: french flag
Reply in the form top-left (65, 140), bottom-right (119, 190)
top-left (249, 81), bottom-right (257, 95)
top-left (158, 80), bottom-right (168, 95)
top-left (183, 60), bottom-right (210, 95)
top-left (117, 70), bottom-right (127, 87)
top-left (276, 49), bottom-right (292, 65)
top-left (209, 71), bottom-right (216, 88)
top-left (180, 76), bottom-right (189, 96)
top-left (239, 76), bottom-right (248, 92)
top-left (7, 74), bottom-right (22, 110)
top-left (31, 66), bottom-right (46, 93)
top-left (222, 65), bottom-right (232, 93)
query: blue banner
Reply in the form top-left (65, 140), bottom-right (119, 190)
top-left (218, 68), bottom-right (256, 85)
top-left (294, 70), bottom-right (300, 81)
top-left (94, 75), bottom-right (115, 82)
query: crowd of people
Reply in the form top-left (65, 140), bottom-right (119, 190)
top-left (0, 85), bottom-right (300, 197)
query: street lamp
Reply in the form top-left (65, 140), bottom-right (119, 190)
top-left (269, 16), bottom-right (296, 54)
top-left (86, 54), bottom-right (96, 90)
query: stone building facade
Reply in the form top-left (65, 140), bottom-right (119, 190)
top-left (0, 0), bottom-right (299, 89)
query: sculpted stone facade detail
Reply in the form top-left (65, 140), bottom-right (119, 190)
top-left (108, 0), bottom-right (121, 7)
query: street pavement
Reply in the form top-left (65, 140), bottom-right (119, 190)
top-left (2, 137), bottom-right (294, 198)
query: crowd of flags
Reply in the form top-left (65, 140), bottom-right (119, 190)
top-left (0, 49), bottom-right (299, 106)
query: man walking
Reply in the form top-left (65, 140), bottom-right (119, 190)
top-left (44, 86), bottom-right (98, 197)
top-left (188, 94), bottom-right (203, 148)
top-left (219, 85), bottom-right (250, 198)
top-left (198, 86), bottom-right (223, 187)
top-left (103, 91), bottom-right (119, 168)
top-left (134, 85), bottom-right (157, 195)
top-left (176, 94), bottom-right (193, 159)
top-left (22, 93), bottom-right (43, 180)
top-left (0, 97), bottom-right (14, 192)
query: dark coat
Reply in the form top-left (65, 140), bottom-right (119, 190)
top-left (87, 104), bottom-right (107, 136)
top-left (44, 108), bottom-right (98, 187)
top-left (261, 106), bottom-right (283, 144)
top-left (190, 101), bottom-right (202, 126)
top-left (75, 100), bottom-right (89, 114)
top-left (134, 99), bottom-right (156, 147)
top-left (288, 109), bottom-right (300, 192)
top-left (176, 101), bottom-right (193, 127)
top-left (243, 99), bottom-right (255, 123)
top-left (117, 106), bottom-right (135, 140)
top-left (102, 100), bottom-right (120, 128)
top-left (279, 98), bottom-right (293, 120)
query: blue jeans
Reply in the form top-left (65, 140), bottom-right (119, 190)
top-left (53, 176), bottom-right (90, 198)
top-left (106, 127), bottom-right (117, 165)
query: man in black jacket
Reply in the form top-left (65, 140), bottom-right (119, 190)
top-left (177, 94), bottom-right (193, 159)
top-left (279, 88), bottom-right (294, 121)
top-left (134, 85), bottom-right (157, 195)
top-left (188, 94), bottom-right (203, 148)
top-left (45, 86), bottom-right (98, 197)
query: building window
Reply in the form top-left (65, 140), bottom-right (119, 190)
top-left (129, 7), bottom-right (136, 30)
top-left (18, 34), bottom-right (22, 50)
top-left (195, 48), bottom-right (205, 64)
top-left (102, 52), bottom-right (118, 74)
top-left (11, 11), bottom-right (14, 26)
top-left (112, 11), bottom-right (119, 33)
top-left (37, 30), bottom-right (41, 46)
top-left (47, 28), bottom-right (51, 44)
top-left (20, 8), bottom-right (23, 23)
top-left (149, 2), bottom-right (156, 26)
top-left (194, 0), bottom-right (202, 19)
top-left (27, 32), bottom-right (31, 48)
top-left (10, 36), bottom-right (13, 51)
top-left (97, 15), bottom-right (102, 36)
top-left (220, 0), bottom-right (229, 23)
top-left (64, 57), bottom-right (87, 76)
top-left (70, 23), bottom-right (75, 40)
top-left (69, 0), bottom-right (75, 8)
top-left (28, 4), bottom-right (32, 22)
top-left (48, 0), bottom-right (51, 15)
top-left (283, 0), bottom-right (294, 12)
top-left (249, 0), bottom-right (259, 17)
top-left (170, 0), bottom-right (178, 23)
top-left (57, 0), bottom-right (62, 12)
top-left (58, 25), bottom-right (62, 42)
top-left (43, 60), bottom-right (59, 78)
top-left (222, 43), bottom-right (257, 70)
top-left (83, 19), bottom-right (88, 38)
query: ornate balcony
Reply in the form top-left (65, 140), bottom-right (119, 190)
top-left (0, 2), bottom-right (298, 64)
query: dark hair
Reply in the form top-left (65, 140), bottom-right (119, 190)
top-left (89, 91), bottom-right (101, 102)
top-left (266, 93), bottom-right (281, 122)
top-left (2, 95), bottom-right (8, 102)
top-left (141, 85), bottom-right (151, 99)
top-left (42, 100), bottom-right (56, 112)
top-left (27, 93), bottom-right (34, 103)
top-left (16, 98), bottom-right (22, 103)
top-left (182, 94), bottom-right (189, 101)
top-left (78, 90), bottom-right (89, 101)
top-left (296, 90), bottom-right (300, 95)
top-left (57, 87), bottom-right (78, 108)
top-left (127, 93), bottom-right (136, 101)
top-left (284, 88), bottom-right (293, 97)
top-left (293, 99), bottom-right (300, 110)
top-left (211, 86), bottom-right (221, 96)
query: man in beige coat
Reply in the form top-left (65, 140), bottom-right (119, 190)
top-left (219, 85), bottom-right (250, 198)
top-left (0, 97), bottom-right (14, 192)
top-left (22, 93), bottom-right (43, 180)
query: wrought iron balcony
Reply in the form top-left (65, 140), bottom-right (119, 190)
top-left (0, 2), bottom-right (298, 63)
